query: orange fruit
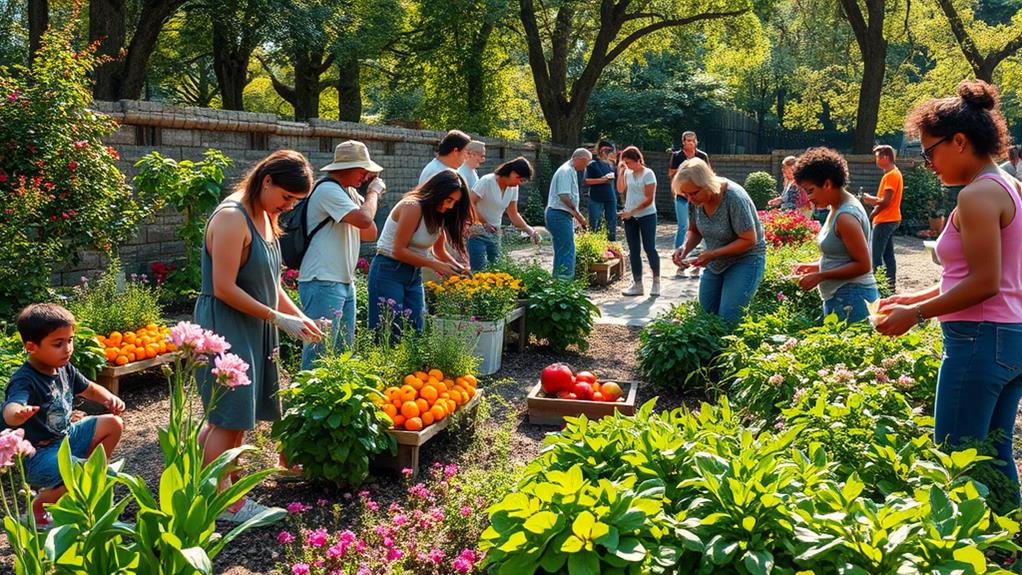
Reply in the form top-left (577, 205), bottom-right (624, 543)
top-left (123, 332), bottom-right (136, 344)
top-left (464, 386), bottom-right (475, 398)
top-left (414, 371), bottom-right (429, 382)
top-left (415, 398), bottom-right (429, 414)
top-left (445, 399), bottom-right (457, 414)
top-left (400, 401), bottom-right (420, 419)
top-left (400, 385), bottom-right (417, 402)
top-left (126, 352), bottom-right (136, 362)
top-left (147, 345), bottom-right (160, 359)
top-left (428, 368), bottom-right (444, 381)
top-left (104, 348), bottom-right (119, 362)
top-left (435, 381), bottom-right (448, 393)
top-left (166, 343), bottom-right (178, 352)
top-left (427, 377), bottom-right (440, 388)
top-left (404, 417), bottom-right (423, 431)
top-left (392, 414), bottom-right (406, 428)
top-left (430, 405), bottom-right (446, 421)
top-left (440, 392), bottom-right (450, 400)
top-left (157, 342), bottom-right (167, 354)
top-left (115, 354), bottom-right (128, 366)
top-left (146, 323), bottom-right (158, 331)
top-left (421, 411), bottom-right (435, 426)
top-left (455, 377), bottom-right (467, 388)
top-left (383, 404), bottom-right (398, 418)
top-left (463, 375), bottom-right (478, 387)
top-left (420, 386), bottom-right (438, 403)
top-left (385, 387), bottom-right (401, 400)
top-left (108, 332), bottom-right (122, 345)
top-left (403, 375), bottom-right (419, 387)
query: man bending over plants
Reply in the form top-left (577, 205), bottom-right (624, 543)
top-left (2, 303), bottom-right (125, 528)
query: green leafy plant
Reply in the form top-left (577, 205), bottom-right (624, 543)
top-left (573, 229), bottom-right (622, 281)
top-left (637, 302), bottom-right (730, 390)
top-left (67, 258), bottom-right (164, 335)
top-left (70, 326), bottom-right (107, 381)
top-left (526, 277), bottom-right (600, 351)
top-left (0, 17), bottom-right (159, 318)
top-left (487, 256), bottom-right (553, 297)
top-left (273, 352), bottom-right (396, 486)
top-left (743, 171), bottom-right (777, 210)
top-left (902, 163), bottom-right (952, 229)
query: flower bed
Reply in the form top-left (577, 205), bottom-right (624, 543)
top-left (758, 208), bottom-right (821, 247)
top-left (426, 272), bottom-right (524, 322)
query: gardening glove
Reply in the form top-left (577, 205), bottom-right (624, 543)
top-left (269, 310), bottom-right (321, 343)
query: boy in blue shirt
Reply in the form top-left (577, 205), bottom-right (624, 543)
top-left (2, 303), bottom-right (125, 527)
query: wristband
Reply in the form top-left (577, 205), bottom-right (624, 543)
top-left (914, 305), bottom-right (927, 326)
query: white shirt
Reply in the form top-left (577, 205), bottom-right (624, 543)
top-left (624, 167), bottom-right (657, 218)
top-left (418, 158), bottom-right (457, 186)
top-left (472, 174), bottom-right (518, 227)
top-left (299, 179), bottom-right (362, 284)
top-left (546, 161), bottom-right (580, 213)
top-left (458, 164), bottom-right (479, 190)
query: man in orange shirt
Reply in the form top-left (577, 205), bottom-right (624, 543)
top-left (864, 144), bottom-right (902, 290)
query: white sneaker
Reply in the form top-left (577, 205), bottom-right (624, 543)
top-left (622, 281), bottom-right (644, 296)
top-left (650, 278), bottom-right (661, 297)
top-left (218, 498), bottom-right (284, 525)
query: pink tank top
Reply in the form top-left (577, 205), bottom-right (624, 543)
top-left (934, 171), bottom-right (1022, 323)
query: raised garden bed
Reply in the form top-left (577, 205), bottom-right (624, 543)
top-left (589, 258), bottom-right (624, 286)
top-left (526, 380), bottom-right (638, 426)
top-left (373, 390), bottom-right (482, 478)
top-left (96, 351), bottom-right (183, 396)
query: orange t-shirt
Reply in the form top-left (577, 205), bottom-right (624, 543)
top-left (872, 167), bottom-right (903, 223)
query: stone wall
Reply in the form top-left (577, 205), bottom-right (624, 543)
top-left (58, 100), bottom-right (916, 284)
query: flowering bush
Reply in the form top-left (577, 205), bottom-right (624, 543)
top-left (758, 209), bottom-right (821, 247)
top-left (0, 16), bottom-right (159, 318)
top-left (66, 258), bottom-right (164, 335)
top-left (277, 463), bottom-right (492, 574)
top-left (426, 272), bottom-right (524, 321)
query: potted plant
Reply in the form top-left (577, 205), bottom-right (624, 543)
top-left (575, 230), bottom-right (625, 285)
top-left (426, 272), bottom-right (524, 374)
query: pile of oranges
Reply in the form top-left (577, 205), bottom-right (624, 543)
top-left (96, 324), bottom-right (178, 366)
top-left (379, 369), bottom-right (478, 431)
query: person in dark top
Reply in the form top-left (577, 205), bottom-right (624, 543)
top-left (584, 140), bottom-right (618, 241)
top-left (668, 131), bottom-right (710, 273)
top-left (2, 303), bottom-right (125, 528)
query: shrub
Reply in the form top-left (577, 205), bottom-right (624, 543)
top-left (749, 241), bottom-right (824, 320)
top-left (0, 18), bottom-right (159, 319)
top-left (637, 302), bottom-right (730, 390)
top-left (273, 352), bottom-right (396, 486)
top-left (573, 229), bottom-right (622, 281)
top-left (758, 208), bottom-right (820, 247)
top-left (486, 256), bottom-right (552, 297)
top-left (66, 259), bottom-right (164, 335)
top-left (525, 278), bottom-right (600, 351)
top-left (902, 163), bottom-right (952, 229)
top-left (743, 171), bottom-right (776, 210)
top-left (426, 272), bottom-right (524, 321)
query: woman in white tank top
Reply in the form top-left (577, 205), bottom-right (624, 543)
top-left (368, 170), bottom-right (474, 332)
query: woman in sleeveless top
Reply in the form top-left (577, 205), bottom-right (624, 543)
top-left (877, 81), bottom-right (1022, 503)
top-left (195, 150), bottom-right (324, 523)
top-left (369, 170), bottom-right (473, 332)
top-left (790, 148), bottom-right (877, 323)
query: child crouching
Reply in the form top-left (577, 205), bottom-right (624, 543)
top-left (1, 303), bottom-right (125, 527)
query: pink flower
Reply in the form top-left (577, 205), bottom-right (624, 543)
top-left (0, 428), bottom-right (35, 468)
top-left (212, 353), bottom-right (250, 389)
top-left (443, 464), bottom-right (459, 479)
top-left (338, 530), bottom-right (356, 543)
top-left (317, 498), bottom-right (328, 506)
top-left (453, 558), bottom-right (472, 573)
top-left (169, 321), bottom-right (206, 351)
top-left (291, 564), bottom-right (310, 575)
top-left (768, 374), bottom-right (784, 386)
top-left (385, 548), bottom-right (404, 562)
top-left (460, 505), bottom-right (472, 516)
top-left (277, 531), bottom-right (295, 544)
top-left (305, 528), bottom-right (328, 547)
top-left (287, 501), bottom-right (310, 514)
top-left (401, 467), bottom-right (413, 477)
top-left (199, 332), bottom-right (230, 355)
top-left (429, 548), bottom-right (445, 564)
top-left (366, 500), bottom-right (379, 511)
top-left (394, 514), bottom-right (408, 526)
top-left (897, 375), bottom-right (915, 388)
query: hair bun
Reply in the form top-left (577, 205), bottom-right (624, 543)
top-left (957, 80), bottom-right (999, 111)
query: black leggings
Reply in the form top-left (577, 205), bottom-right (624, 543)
top-left (623, 213), bottom-right (660, 281)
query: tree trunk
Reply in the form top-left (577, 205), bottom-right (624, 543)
top-left (465, 21), bottom-right (494, 119)
top-left (336, 57), bottom-right (361, 122)
top-left (90, 0), bottom-right (127, 100)
top-left (27, 0), bottom-right (48, 61)
top-left (548, 111), bottom-right (585, 148)
top-left (838, 0), bottom-right (887, 153)
top-left (288, 49), bottom-right (332, 121)
top-left (211, 23), bottom-right (250, 110)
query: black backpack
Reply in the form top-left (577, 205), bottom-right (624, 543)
top-left (280, 177), bottom-right (333, 270)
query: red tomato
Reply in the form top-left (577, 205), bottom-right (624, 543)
top-left (541, 363), bottom-right (575, 394)
top-left (575, 371), bottom-right (597, 385)
top-left (572, 382), bottom-right (593, 400)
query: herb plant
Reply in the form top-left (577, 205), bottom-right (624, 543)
top-left (526, 278), bottom-right (600, 352)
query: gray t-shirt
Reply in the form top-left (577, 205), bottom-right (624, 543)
top-left (546, 161), bottom-right (580, 213)
top-left (690, 180), bottom-right (766, 273)
top-left (818, 197), bottom-right (876, 300)
top-left (458, 164), bottom-right (479, 191)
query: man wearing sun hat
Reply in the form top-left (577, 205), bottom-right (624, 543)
top-left (299, 140), bottom-right (385, 367)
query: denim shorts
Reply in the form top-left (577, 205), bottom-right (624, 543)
top-left (25, 417), bottom-right (97, 489)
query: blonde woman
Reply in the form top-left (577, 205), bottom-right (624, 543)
top-left (672, 159), bottom-right (766, 322)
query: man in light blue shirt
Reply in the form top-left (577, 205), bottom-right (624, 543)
top-left (545, 148), bottom-right (591, 279)
top-left (458, 140), bottom-right (486, 190)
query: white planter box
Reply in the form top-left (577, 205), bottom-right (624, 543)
top-left (433, 317), bottom-right (506, 375)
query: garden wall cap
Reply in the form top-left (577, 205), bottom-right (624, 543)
top-left (321, 140), bottom-right (384, 173)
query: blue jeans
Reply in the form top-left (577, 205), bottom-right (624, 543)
top-left (674, 196), bottom-right (689, 249)
top-left (623, 213), bottom-right (660, 281)
top-left (589, 196), bottom-right (617, 242)
top-left (872, 221), bottom-right (899, 289)
top-left (25, 417), bottom-right (97, 489)
top-left (935, 321), bottom-right (1022, 497)
top-left (822, 282), bottom-right (879, 323)
top-left (467, 234), bottom-right (500, 272)
top-left (698, 253), bottom-right (766, 323)
top-left (298, 279), bottom-right (356, 369)
top-left (545, 208), bottom-right (576, 280)
top-left (367, 255), bottom-right (425, 332)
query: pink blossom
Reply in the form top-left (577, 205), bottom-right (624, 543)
top-left (388, 502), bottom-right (403, 513)
top-left (169, 321), bottom-right (206, 351)
top-left (394, 514), bottom-right (408, 526)
top-left (366, 500), bottom-right (379, 511)
top-left (0, 428), bottom-right (36, 468)
top-left (200, 332), bottom-right (230, 355)
top-left (443, 464), bottom-right (459, 479)
top-left (291, 564), bottom-right (310, 575)
top-left (897, 375), bottom-right (915, 388)
top-left (287, 501), bottom-right (310, 514)
top-left (326, 541), bottom-right (348, 558)
top-left (356, 567), bottom-right (371, 575)
top-left (768, 374), bottom-right (784, 386)
top-left (385, 548), bottom-right (404, 562)
top-left (277, 531), bottom-right (295, 544)
top-left (305, 527), bottom-right (328, 547)
top-left (429, 508), bottom-right (445, 522)
top-left (317, 498), bottom-right (328, 506)
top-left (339, 530), bottom-right (356, 543)
top-left (429, 548), bottom-right (445, 564)
top-left (408, 483), bottom-right (430, 498)
top-left (458, 549), bottom-right (477, 563)
top-left (453, 558), bottom-right (472, 573)
top-left (460, 505), bottom-right (472, 517)
top-left (212, 353), bottom-right (250, 389)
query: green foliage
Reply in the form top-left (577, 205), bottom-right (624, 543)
top-left (637, 302), bottom-right (730, 390)
top-left (354, 314), bottom-right (481, 387)
top-left (902, 163), bottom-right (953, 228)
top-left (273, 352), bottom-right (397, 486)
top-left (748, 241), bottom-right (823, 319)
top-left (67, 259), bottom-right (164, 335)
top-left (0, 332), bottom-right (24, 382)
top-left (71, 326), bottom-right (107, 381)
top-left (0, 19), bottom-right (158, 319)
top-left (573, 230), bottom-right (621, 282)
top-left (133, 149), bottom-right (231, 301)
top-left (743, 171), bottom-right (777, 210)
top-left (486, 256), bottom-right (553, 297)
top-left (525, 278), bottom-right (600, 352)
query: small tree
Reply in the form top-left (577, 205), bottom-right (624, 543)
top-left (744, 171), bottom-right (777, 210)
top-left (0, 16), bottom-right (159, 319)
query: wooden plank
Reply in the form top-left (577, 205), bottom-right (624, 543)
top-left (388, 390), bottom-right (482, 447)
top-left (99, 351), bottom-right (183, 378)
top-left (527, 381), bottom-right (638, 426)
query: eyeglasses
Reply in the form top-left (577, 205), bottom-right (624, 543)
top-left (920, 137), bottom-right (949, 164)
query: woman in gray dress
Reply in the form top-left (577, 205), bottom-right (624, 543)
top-left (195, 150), bottom-right (324, 523)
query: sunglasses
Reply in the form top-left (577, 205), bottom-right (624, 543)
top-left (920, 137), bottom-right (949, 164)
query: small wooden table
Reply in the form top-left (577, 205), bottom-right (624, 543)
top-left (503, 305), bottom-right (527, 352)
top-left (95, 352), bottom-right (182, 396)
top-left (527, 381), bottom-right (638, 426)
top-left (373, 391), bottom-right (482, 478)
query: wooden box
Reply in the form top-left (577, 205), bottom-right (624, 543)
top-left (96, 351), bottom-right (183, 396)
top-left (526, 381), bottom-right (638, 426)
top-left (589, 258), bottom-right (624, 286)
top-left (373, 390), bottom-right (482, 478)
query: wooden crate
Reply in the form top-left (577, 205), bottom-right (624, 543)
top-left (527, 381), bottom-right (639, 426)
top-left (373, 390), bottom-right (482, 478)
top-left (96, 351), bottom-right (183, 396)
top-left (589, 258), bottom-right (624, 286)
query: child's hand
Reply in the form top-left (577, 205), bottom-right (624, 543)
top-left (104, 396), bottom-right (126, 415)
top-left (10, 404), bottom-right (40, 425)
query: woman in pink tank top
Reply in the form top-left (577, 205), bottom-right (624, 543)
top-left (876, 80), bottom-right (1022, 506)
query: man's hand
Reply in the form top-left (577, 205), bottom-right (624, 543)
top-left (6, 404), bottom-right (39, 426)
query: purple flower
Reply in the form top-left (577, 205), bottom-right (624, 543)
top-left (776, 292), bottom-right (787, 302)
top-left (402, 308), bottom-right (413, 317)
top-left (387, 298), bottom-right (397, 307)
top-left (277, 531), bottom-right (296, 545)
top-left (317, 498), bottom-right (328, 506)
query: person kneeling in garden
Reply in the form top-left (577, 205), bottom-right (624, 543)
top-left (2, 303), bottom-right (125, 528)
top-left (790, 148), bottom-right (878, 323)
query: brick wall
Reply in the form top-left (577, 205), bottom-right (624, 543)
top-left (57, 101), bottom-right (920, 284)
